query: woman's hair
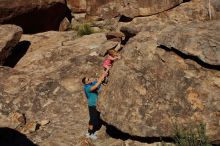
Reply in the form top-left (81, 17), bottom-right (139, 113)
top-left (82, 77), bottom-right (87, 84)
top-left (108, 49), bottom-right (118, 57)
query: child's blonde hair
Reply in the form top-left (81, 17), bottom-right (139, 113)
top-left (107, 49), bottom-right (118, 57)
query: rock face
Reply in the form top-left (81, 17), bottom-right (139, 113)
top-left (211, 0), bottom-right (220, 19)
top-left (1, 30), bottom-right (166, 146)
top-left (119, 0), bottom-right (183, 18)
top-left (0, 31), bottom-right (108, 145)
top-left (1, 0), bottom-right (220, 145)
top-left (99, 21), bottom-right (220, 143)
top-left (66, 0), bottom-right (87, 13)
top-left (158, 20), bottom-right (220, 66)
top-left (0, 25), bottom-right (23, 65)
top-left (0, 0), bottom-right (68, 34)
top-left (67, 0), bottom-right (183, 19)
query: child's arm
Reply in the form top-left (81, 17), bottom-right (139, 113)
top-left (116, 54), bottom-right (121, 59)
top-left (109, 54), bottom-right (121, 60)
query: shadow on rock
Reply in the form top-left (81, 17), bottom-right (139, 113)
top-left (101, 119), bottom-right (174, 144)
top-left (0, 127), bottom-right (37, 146)
top-left (158, 45), bottom-right (220, 71)
top-left (3, 40), bottom-right (31, 68)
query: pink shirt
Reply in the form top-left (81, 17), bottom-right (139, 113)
top-left (103, 55), bottom-right (114, 68)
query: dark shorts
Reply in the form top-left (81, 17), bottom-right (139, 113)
top-left (88, 106), bottom-right (99, 126)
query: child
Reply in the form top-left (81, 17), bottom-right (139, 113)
top-left (102, 49), bottom-right (121, 85)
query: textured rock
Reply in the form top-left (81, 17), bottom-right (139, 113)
top-left (39, 120), bottom-right (50, 126)
top-left (67, 0), bottom-right (87, 13)
top-left (0, 0), bottom-right (68, 33)
top-left (210, 0), bottom-right (220, 19)
top-left (21, 121), bottom-right (39, 134)
top-left (68, 0), bottom-right (183, 19)
top-left (98, 40), bottom-right (119, 56)
top-left (0, 25), bottom-right (23, 65)
top-left (87, 0), bottom-right (182, 18)
top-left (0, 112), bottom-right (26, 129)
top-left (1, 0), bottom-right (220, 145)
top-left (0, 31), bottom-right (108, 145)
top-left (59, 17), bottom-right (71, 31)
top-left (106, 31), bottom-right (125, 41)
top-left (116, 0), bottom-right (216, 36)
top-left (158, 20), bottom-right (220, 66)
top-left (99, 30), bottom-right (220, 144)
top-left (119, 0), bottom-right (183, 18)
top-left (68, 0), bottom-right (220, 20)
top-left (8, 112), bottom-right (26, 129)
top-left (0, 31), bottom-right (150, 145)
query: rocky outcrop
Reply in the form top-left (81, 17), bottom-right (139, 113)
top-left (115, 0), bottom-right (217, 37)
top-left (119, 0), bottom-right (183, 18)
top-left (0, 0), bottom-right (68, 33)
top-left (66, 0), bottom-right (87, 13)
top-left (211, 0), bottom-right (220, 19)
top-left (0, 25), bottom-right (23, 65)
top-left (59, 17), bottom-right (71, 31)
top-left (67, 0), bottom-right (183, 19)
top-left (68, 0), bottom-right (220, 20)
top-left (1, 0), bottom-right (220, 145)
top-left (158, 20), bottom-right (220, 66)
top-left (99, 21), bottom-right (220, 144)
top-left (1, 30), bottom-right (160, 146)
top-left (0, 31), bottom-right (108, 145)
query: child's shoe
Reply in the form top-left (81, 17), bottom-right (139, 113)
top-left (85, 132), bottom-right (90, 138)
top-left (89, 133), bottom-right (97, 140)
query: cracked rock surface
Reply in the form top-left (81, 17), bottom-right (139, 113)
top-left (0, 0), bottom-right (220, 145)
top-left (158, 20), bottom-right (220, 66)
top-left (99, 24), bottom-right (220, 143)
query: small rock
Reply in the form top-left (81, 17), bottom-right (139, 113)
top-left (91, 27), bottom-right (101, 32)
top-left (8, 112), bottom-right (26, 128)
top-left (0, 25), bottom-right (23, 65)
top-left (21, 121), bottom-right (39, 134)
top-left (89, 51), bottom-right (99, 56)
top-left (106, 31), bottom-right (125, 40)
top-left (59, 17), bottom-right (71, 31)
top-left (39, 120), bottom-right (50, 126)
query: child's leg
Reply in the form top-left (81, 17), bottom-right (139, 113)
top-left (104, 66), bottom-right (110, 72)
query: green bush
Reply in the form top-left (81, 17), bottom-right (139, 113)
top-left (173, 123), bottom-right (212, 146)
top-left (77, 23), bottom-right (94, 36)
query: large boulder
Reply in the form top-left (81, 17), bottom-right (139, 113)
top-left (0, 31), bottom-right (109, 145)
top-left (99, 24), bottom-right (220, 144)
top-left (1, 31), bottom-right (167, 146)
top-left (119, 0), bottom-right (183, 18)
top-left (0, 25), bottom-right (23, 65)
top-left (158, 20), bottom-right (220, 66)
top-left (66, 0), bottom-right (87, 13)
top-left (85, 0), bottom-right (220, 20)
top-left (0, 0), bottom-right (68, 34)
top-left (116, 0), bottom-right (217, 35)
top-left (1, 1), bottom-right (220, 145)
top-left (67, 0), bottom-right (183, 19)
